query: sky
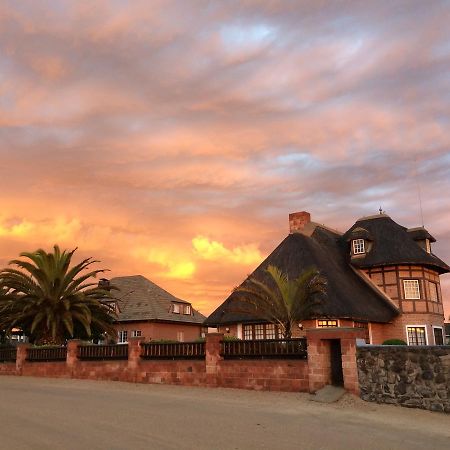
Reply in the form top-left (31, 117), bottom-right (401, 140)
top-left (0, 0), bottom-right (449, 318)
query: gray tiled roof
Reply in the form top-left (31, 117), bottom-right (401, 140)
top-left (110, 275), bottom-right (205, 324)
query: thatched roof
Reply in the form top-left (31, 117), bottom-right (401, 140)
top-left (205, 226), bottom-right (399, 326)
top-left (343, 215), bottom-right (449, 274)
top-left (110, 275), bottom-right (205, 324)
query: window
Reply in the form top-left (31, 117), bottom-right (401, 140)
top-left (254, 324), bottom-right (264, 340)
top-left (244, 325), bottom-right (253, 340)
top-left (131, 330), bottom-right (142, 338)
top-left (118, 330), bottom-right (128, 344)
top-left (177, 331), bottom-right (184, 342)
top-left (403, 280), bottom-right (420, 299)
top-left (317, 320), bottom-right (338, 328)
top-left (184, 305), bottom-right (192, 315)
top-left (429, 282), bottom-right (439, 302)
top-left (243, 324), bottom-right (280, 340)
top-left (173, 303), bottom-right (180, 314)
top-left (407, 326), bottom-right (427, 345)
top-left (433, 327), bottom-right (444, 345)
top-left (265, 324), bottom-right (276, 339)
top-left (354, 321), bottom-right (370, 344)
top-left (425, 239), bottom-right (431, 253)
top-left (352, 239), bottom-right (365, 255)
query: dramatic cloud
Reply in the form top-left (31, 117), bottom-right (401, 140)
top-left (0, 0), bottom-right (449, 316)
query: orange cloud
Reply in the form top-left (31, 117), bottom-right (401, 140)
top-left (192, 236), bottom-right (263, 265)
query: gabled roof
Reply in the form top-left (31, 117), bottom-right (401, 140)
top-left (110, 275), bottom-right (205, 324)
top-left (343, 215), bottom-right (449, 274)
top-left (205, 226), bottom-right (399, 326)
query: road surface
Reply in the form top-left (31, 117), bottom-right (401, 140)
top-left (0, 376), bottom-right (449, 450)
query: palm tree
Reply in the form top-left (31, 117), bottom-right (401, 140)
top-left (0, 246), bottom-right (117, 345)
top-left (233, 265), bottom-right (327, 338)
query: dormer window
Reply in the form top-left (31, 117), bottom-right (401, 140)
top-left (184, 305), bottom-right (191, 315)
top-left (425, 239), bottom-right (431, 254)
top-left (173, 303), bottom-right (180, 314)
top-left (352, 239), bottom-right (365, 255)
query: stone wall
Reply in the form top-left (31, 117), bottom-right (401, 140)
top-left (357, 346), bottom-right (450, 413)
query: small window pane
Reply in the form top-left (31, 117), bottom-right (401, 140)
top-left (173, 303), bottom-right (180, 314)
top-left (132, 330), bottom-right (142, 338)
top-left (403, 280), bottom-right (420, 299)
top-left (352, 239), bottom-right (365, 254)
top-left (184, 305), bottom-right (191, 315)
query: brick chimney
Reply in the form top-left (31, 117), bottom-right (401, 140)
top-left (289, 211), bottom-right (311, 233)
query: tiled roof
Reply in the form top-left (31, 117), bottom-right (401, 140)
top-left (110, 275), bottom-right (205, 324)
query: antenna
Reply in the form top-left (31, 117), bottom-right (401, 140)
top-left (413, 156), bottom-right (425, 227)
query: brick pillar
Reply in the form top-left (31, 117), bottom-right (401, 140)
top-left (340, 336), bottom-right (360, 395)
top-left (306, 332), bottom-right (331, 393)
top-left (205, 333), bottom-right (223, 387)
top-left (128, 337), bottom-right (145, 382)
top-left (15, 343), bottom-right (30, 375)
top-left (306, 327), bottom-right (365, 395)
top-left (66, 340), bottom-right (81, 377)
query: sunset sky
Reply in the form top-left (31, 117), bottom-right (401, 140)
top-left (1, 1), bottom-right (449, 318)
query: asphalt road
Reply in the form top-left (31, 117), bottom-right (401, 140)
top-left (0, 376), bottom-right (449, 450)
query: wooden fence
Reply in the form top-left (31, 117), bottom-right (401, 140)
top-left (140, 342), bottom-right (205, 359)
top-left (221, 338), bottom-right (307, 359)
top-left (0, 346), bottom-right (17, 362)
top-left (26, 346), bottom-right (67, 362)
top-left (78, 344), bottom-right (128, 360)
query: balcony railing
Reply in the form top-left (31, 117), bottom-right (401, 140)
top-left (221, 338), bottom-right (307, 359)
top-left (140, 342), bottom-right (205, 360)
top-left (26, 346), bottom-right (67, 362)
top-left (77, 344), bottom-right (128, 360)
top-left (0, 346), bottom-right (17, 362)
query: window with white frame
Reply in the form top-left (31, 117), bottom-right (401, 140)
top-left (118, 330), bottom-right (128, 343)
top-left (429, 282), bottom-right (439, 302)
top-left (177, 331), bottom-right (184, 342)
top-left (433, 327), bottom-right (444, 345)
top-left (403, 280), bottom-right (420, 299)
top-left (407, 326), bottom-right (427, 345)
top-left (172, 303), bottom-right (180, 314)
top-left (184, 304), bottom-right (192, 315)
top-left (131, 330), bottom-right (142, 338)
top-left (352, 239), bottom-right (365, 255)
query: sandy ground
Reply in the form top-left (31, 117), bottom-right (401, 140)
top-left (0, 376), bottom-right (449, 450)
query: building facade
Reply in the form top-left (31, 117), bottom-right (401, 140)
top-left (106, 275), bottom-right (206, 343)
top-left (205, 211), bottom-right (449, 345)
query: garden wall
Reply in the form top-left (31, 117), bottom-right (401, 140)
top-left (357, 346), bottom-right (450, 413)
top-left (0, 329), bottom-right (363, 395)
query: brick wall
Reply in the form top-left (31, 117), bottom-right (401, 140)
top-left (115, 322), bottom-right (203, 342)
top-left (0, 331), bottom-right (363, 396)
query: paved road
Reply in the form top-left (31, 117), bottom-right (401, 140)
top-left (0, 376), bottom-right (449, 450)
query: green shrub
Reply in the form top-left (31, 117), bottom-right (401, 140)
top-left (382, 339), bottom-right (407, 345)
top-left (222, 335), bottom-right (241, 342)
